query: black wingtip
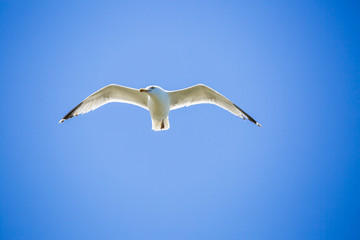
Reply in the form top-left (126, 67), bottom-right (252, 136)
top-left (233, 103), bottom-right (261, 127)
top-left (59, 102), bottom-right (83, 123)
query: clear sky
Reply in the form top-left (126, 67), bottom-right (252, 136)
top-left (0, 0), bottom-right (359, 239)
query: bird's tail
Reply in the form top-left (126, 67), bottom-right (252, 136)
top-left (152, 117), bottom-right (170, 131)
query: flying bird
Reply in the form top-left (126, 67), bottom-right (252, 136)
top-left (59, 84), bottom-right (262, 131)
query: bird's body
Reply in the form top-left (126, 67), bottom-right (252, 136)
top-left (146, 86), bottom-right (171, 130)
top-left (59, 84), bottom-right (262, 131)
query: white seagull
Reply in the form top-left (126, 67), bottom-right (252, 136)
top-left (59, 84), bottom-right (262, 131)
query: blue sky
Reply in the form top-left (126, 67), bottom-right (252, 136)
top-left (0, 0), bottom-right (359, 239)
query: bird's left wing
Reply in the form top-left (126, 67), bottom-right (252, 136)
top-left (168, 84), bottom-right (261, 127)
top-left (59, 84), bottom-right (148, 123)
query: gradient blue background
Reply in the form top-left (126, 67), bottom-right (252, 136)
top-left (1, 1), bottom-right (359, 239)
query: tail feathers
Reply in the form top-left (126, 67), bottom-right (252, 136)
top-left (152, 117), bottom-right (170, 131)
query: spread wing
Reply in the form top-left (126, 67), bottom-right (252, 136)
top-left (59, 84), bottom-right (148, 123)
top-left (168, 84), bottom-right (261, 127)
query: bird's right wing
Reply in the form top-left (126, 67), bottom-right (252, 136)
top-left (168, 84), bottom-right (261, 127)
top-left (59, 84), bottom-right (148, 123)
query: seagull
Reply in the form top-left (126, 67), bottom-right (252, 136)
top-left (59, 84), bottom-right (262, 131)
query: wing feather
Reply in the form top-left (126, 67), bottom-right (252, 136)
top-left (168, 84), bottom-right (261, 127)
top-left (59, 84), bottom-right (148, 123)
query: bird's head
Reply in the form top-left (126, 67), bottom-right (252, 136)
top-left (139, 86), bottom-right (164, 95)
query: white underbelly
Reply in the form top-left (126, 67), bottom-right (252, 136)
top-left (148, 98), bottom-right (170, 120)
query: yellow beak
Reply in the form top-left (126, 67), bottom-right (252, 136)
top-left (139, 88), bottom-right (149, 92)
